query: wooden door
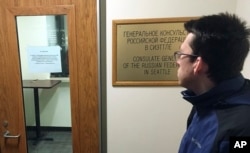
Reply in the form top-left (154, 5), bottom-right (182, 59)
top-left (0, 1), bottom-right (99, 153)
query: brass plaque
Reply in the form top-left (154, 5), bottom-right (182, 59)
top-left (112, 17), bottom-right (197, 86)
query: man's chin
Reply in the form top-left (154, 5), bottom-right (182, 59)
top-left (177, 80), bottom-right (182, 86)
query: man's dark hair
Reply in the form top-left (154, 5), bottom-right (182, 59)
top-left (184, 12), bottom-right (250, 84)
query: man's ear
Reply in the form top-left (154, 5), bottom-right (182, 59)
top-left (193, 57), bottom-right (208, 75)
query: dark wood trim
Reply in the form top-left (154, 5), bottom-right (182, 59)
top-left (26, 126), bottom-right (72, 132)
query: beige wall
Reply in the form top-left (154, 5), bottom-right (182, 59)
top-left (237, 0), bottom-right (250, 78)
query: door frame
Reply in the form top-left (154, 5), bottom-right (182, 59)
top-left (98, 0), bottom-right (107, 152)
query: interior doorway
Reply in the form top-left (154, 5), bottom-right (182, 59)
top-left (16, 15), bottom-right (72, 152)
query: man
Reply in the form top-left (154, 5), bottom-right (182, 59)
top-left (175, 13), bottom-right (250, 153)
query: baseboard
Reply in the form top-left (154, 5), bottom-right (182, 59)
top-left (26, 126), bottom-right (71, 132)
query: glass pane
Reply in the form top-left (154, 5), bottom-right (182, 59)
top-left (16, 15), bottom-right (72, 153)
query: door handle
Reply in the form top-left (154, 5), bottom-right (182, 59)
top-left (3, 130), bottom-right (20, 139)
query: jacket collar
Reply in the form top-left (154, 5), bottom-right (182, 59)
top-left (181, 74), bottom-right (245, 108)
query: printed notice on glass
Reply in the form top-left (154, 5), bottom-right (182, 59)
top-left (27, 46), bottom-right (62, 73)
top-left (112, 17), bottom-right (197, 86)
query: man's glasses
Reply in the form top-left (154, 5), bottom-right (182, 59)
top-left (174, 51), bottom-right (199, 60)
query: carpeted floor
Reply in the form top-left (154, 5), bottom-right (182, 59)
top-left (27, 131), bottom-right (72, 153)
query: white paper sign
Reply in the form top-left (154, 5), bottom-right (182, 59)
top-left (27, 46), bottom-right (62, 73)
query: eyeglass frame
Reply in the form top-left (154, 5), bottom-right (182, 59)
top-left (173, 51), bottom-right (199, 60)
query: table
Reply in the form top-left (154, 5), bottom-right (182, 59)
top-left (22, 80), bottom-right (61, 142)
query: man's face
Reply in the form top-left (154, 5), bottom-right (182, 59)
top-left (176, 33), bottom-right (197, 89)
